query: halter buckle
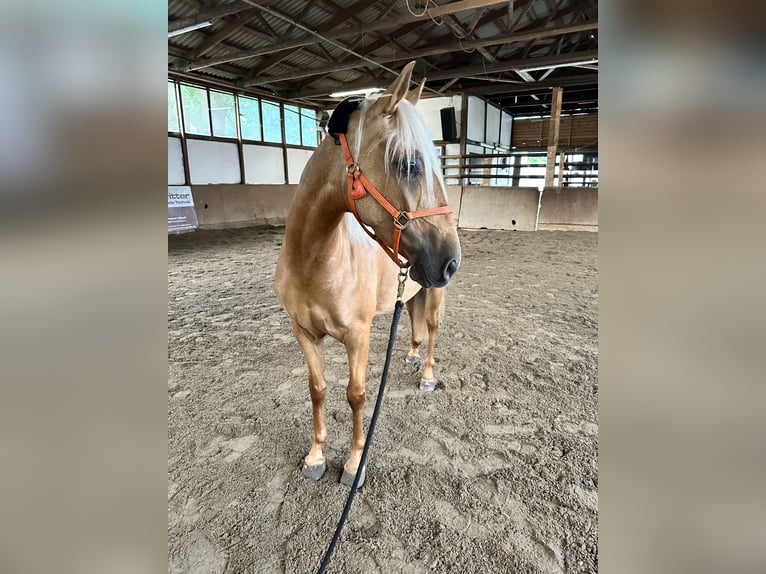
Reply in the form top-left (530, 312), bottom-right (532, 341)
top-left (346, 162), bottom-right (359, 175)
top-left (393, 211), bottom-right (410, 229)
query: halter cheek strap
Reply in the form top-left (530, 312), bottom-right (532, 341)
top-left (337, 133), bottom-right (452, 268)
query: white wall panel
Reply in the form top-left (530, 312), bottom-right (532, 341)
top-left (500, 110), bottom-right (513, 148)
top-left (459, 186), bottom-right (540, 231)
top-left (467, 96), bottom-right (485, 142)
top-left (485, 104), bottom-right (500, 145)
top-left (466, 144), bottom-right (484, 154)
top-left (287, 148), bottom-right (315, 184)
top-left (168, 137), bottom-right (185, 185)
top-left (243, 144), bottom-right (284, 184)
top-left (415, 96), bottom-right (462, 141)
top-left (187, 139), bottom-right (240, 184)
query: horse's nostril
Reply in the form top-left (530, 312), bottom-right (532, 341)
top-left (444, 258), bottom-right (459, 281)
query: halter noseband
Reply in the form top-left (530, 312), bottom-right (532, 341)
top-left (337, 132), bottom-right (453, 268)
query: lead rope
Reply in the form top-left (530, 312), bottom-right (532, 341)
top-left (316, 269), bottom-right (409, 574)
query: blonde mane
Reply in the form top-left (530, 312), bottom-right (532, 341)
top-left (352, 96), bottom-right (446, 201)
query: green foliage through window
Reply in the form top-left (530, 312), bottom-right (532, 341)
top-left (284, 105), bottom-right (301, 145)
top-left (301, 108), bottom-right (317, 147)
top-left (169, 82), bottom-right (320, 147)
top-left (168, 82), bottom-right (179, 133)
top-left (210, 91), bottom-right (236, 138)
top-left (239, 96), bottom-right (261, 141)
top-left (262, 100), bottom-right (282, 143)
top-left (180, 84), bottom-right (210, 136)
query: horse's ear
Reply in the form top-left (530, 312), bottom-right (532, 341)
top-left (379, 60), bottom-right (417, 115)
top-left (405, 78), bottom-right (425, 106)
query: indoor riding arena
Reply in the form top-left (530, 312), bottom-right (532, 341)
top-left (168, 2), bottom-right (598, 573)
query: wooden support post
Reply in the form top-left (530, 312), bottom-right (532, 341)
top-left (459, 93), bottom-right (468, 185)
top-left (457, 93), bottom-right (469, 223)
top-left (544, 86), bottom-right (563, 187)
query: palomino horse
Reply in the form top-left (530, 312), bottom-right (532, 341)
top-left (274, 62), bottom-right (461, 488)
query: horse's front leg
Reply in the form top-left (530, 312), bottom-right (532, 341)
top-left (340, 326), bottom-right (371, 489)
top-left (292, 320), bottom-right (328, 481)
top-left (420, 287), bottom-right (444, 392)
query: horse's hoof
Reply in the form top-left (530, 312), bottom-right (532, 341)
top-left (302, 460), bottom-right (327, 481)
top-left (405, 354), bottom-right (421, 365)
top-left (419, 379), bottom-right (436, 392)
top-left (340, 466), bottom-right (366, 489)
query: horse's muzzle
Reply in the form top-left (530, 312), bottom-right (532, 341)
top-left (410, 254), bottom-right (460, 288)
top-left (402, 222), bottom-right (461, 288)
top-left (444, 257), bottom-right (459, 281)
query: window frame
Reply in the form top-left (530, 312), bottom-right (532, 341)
top-left (168, 81), bottom-right (181, 134)
top-left (168, 79), bottom-right (320, 149)
top-left (209, 89), bottom-right (238, 140)
top-left (260, 99), bottom-right (283, 144)
top-left (238, 94), bottom-right (263, 143)
top-left (179, 82), bottom-right (212, 137)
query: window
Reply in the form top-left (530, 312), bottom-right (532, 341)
top-left (239, 96), bottom-right (261, 141)
top-left (210, 91), bottom-right (236, 138)
top-left (173, 84), bottom-right (322, 153)
top-left (519, 154), bottom-right (546, 187)
top-left (491, 154), bottom-right (511, 186)
top-left (180, 84), bottom-right (210, 136)
top-left (284, 105), bottom-right (301, 145)
top-left (301, 108), bottom-right (318, 147)
top-left (168, 82), bottom-right (179, 133)
top-left (467, 154), bottom-right (485, 185)
top-left (261, 100), bottom-right (282, 143)
top-left (561, 153), bottom-right (598, 187)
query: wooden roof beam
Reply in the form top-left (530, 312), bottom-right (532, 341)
top-left (169, 1), bottom-right (272, 33)
top-left (508, 0), bottom-right (536, 32)
top-left (291, 51), bottom-right (597, 98)
top-left (289, 19), bottom-right (435, 93)
top-left (177, 0), bottom-right (511, 71)
top-left (248, 0), bottom-right (397, 78)
top-left (426, 50), bottom-right (597, 82)
top-left (187, 9), bottom-right (264, 60)
top-left (246, 21), bottom-right (597, 87)
top-left (459, 73), bottom-right (597, 96)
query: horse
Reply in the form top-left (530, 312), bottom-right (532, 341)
top-left (274, 61), bottom-right (461, 488)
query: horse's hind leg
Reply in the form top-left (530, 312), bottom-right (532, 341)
top-left (292, 321), bottom-right (328, 481)
top-left (340, 326), bottom-right (371, 489)
top-left (419, 287), bottom-right (444, 392)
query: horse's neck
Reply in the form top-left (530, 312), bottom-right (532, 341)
top-left (284, 145), bottom-right (349, 268)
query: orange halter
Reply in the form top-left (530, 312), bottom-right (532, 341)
top-left (338, 132), bottom-right (453, 268)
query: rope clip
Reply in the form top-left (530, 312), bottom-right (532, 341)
top-left (396, 268), bottom-right (408, 302)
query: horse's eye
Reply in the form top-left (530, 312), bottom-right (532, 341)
top-left (398, 157), bottom-right (423, 178)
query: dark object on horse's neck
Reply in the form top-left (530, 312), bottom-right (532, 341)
top-left (328, 97), bottom-right (363, 144)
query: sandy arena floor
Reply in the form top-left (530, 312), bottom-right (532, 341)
top-left (168, 227), bottom-right (598, 574)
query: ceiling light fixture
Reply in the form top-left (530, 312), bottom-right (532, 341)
top-left (329, 87), bottom-right (384, 98)
top-left (168, 21), bottom-right (214, 38)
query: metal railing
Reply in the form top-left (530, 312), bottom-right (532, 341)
top-left (437, 152), bottom-right (598, 187)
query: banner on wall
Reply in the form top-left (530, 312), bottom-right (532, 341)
top-left (168, 186), bottom-right (198, 233)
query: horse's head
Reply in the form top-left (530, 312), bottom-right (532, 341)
top-left (343, 61), bottom-right (461, 288)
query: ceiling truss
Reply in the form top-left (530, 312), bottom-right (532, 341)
top-left (168, 0), bottom-right (598, 114)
